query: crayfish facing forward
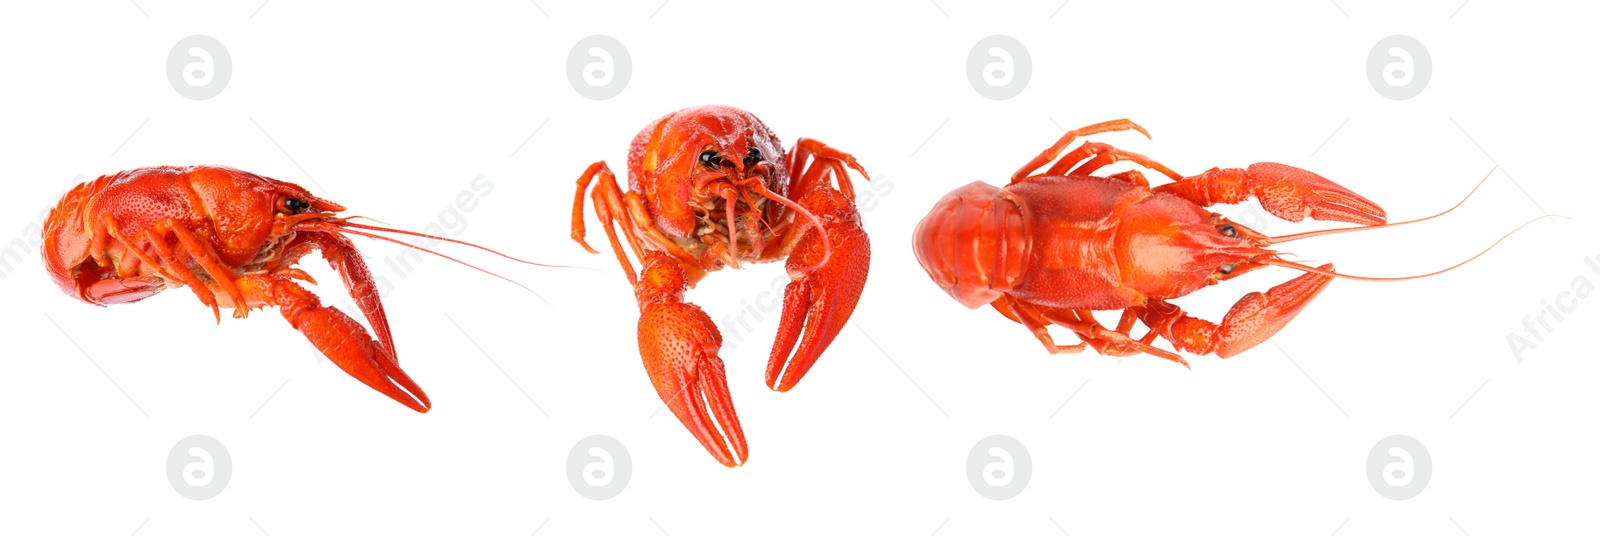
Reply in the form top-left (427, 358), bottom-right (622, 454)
top-left (572, 105), bottom-right (871, 466)
top-left (43, 166), bottom-right (534, 411)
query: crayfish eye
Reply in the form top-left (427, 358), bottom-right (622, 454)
top-left (1218, 224), bottom-right (1238, 238)
top-left (1219, 263), bottom-right (1236, 275)
top-left (744, 146), bottom-right (762, 167)
top-left (699, 150), bottom-right (722, 167)
top-left (282, 197), bottom-right (311, 214)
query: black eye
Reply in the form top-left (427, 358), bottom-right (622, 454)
top-left (1219, 224), bottom-right (1238, 238)
top-left (1219, 263), bottom-right (1236, 275)
top-left (744, 146), bottom-right (762, 166)
top-left (699, 150), bottom-right (722, 167)
top-left (283, 197), bottom-right (310, 213)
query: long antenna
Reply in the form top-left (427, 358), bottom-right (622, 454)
top-left (338, 218), bottom-right (595, 271)
top-left (1264, 215), bottom-right (1564, 281)
top-left (309, 222), bottom-right (552, 306)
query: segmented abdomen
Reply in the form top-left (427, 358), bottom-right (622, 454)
top-left (912, 181), bottom-right (1029, 309)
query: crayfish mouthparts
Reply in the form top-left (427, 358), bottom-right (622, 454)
top-left (695, 181), bottom-right (774, 267)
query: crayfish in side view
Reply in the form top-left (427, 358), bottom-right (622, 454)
top-left (44, 166), bottom-right (536, 411)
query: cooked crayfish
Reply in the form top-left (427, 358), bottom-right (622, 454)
top-left (43, 166), bottom-right (533, 411)
top-left (914, 119), bottom-right (1529, 364)
top-left (572, 105), bottom-right (871, 466)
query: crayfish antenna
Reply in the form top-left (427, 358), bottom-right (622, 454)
top-left (1264, 214), bottom-right (1566, 282)
top-left (1267, 166), bottom-right (1499, 244)
top-left (337, 217), bottom-right (598, 272)
top-left (308, 222), bottom-right (553, 306)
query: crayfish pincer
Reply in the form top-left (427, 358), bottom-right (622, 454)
top-left (43, 165), bottom-right (542, 411)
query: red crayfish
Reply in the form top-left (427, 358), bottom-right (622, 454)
top-left (43, 166), bottom-right (533, 411)
top-left (572, 105), bottom-right (871, 466)
top-left (914, 119), bottom-right (1522, 364)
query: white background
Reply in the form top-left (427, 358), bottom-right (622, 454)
top-left (2, 1), bottom-right (1597, 534)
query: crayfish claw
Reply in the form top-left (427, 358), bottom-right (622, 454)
top-left (252, 274), bottom-right (430, 412)
top-left (1142, 264), bottom-right (1336, 359)
top-left (1244, 163), bottom-right (1387, 226)
top-left (1156, 163), bottom-right (1388, 226)
top-left (766, 188), bottom-right (871, 392)
top-left (636, 252), bottom-right (748, 467)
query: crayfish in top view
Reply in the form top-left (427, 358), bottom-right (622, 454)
top-left (913, 119), bottom-right (1523, 365)
top-left (43, 165), bottom-right (537, 412)
top-left (572, 105), bottom-right (871, 466)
